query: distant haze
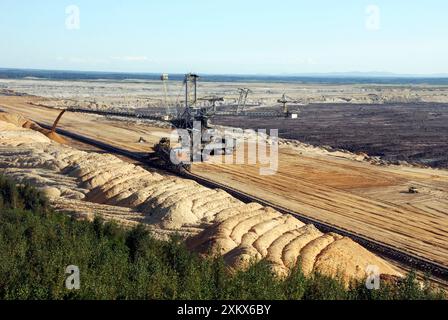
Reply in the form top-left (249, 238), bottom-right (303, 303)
top-left (1, 68), bottom-right (448, 85)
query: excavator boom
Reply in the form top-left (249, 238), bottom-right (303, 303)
top-left (51, 110), bottom-right (66, 133)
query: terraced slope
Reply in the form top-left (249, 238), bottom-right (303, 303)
top-left (1, 96), bottom-right (446, 269)
top-left (192, 150), bottom-right (448, 267)
top-left (0, 113), bottom-right (402, 284)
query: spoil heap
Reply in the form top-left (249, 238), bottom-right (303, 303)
top-left (0, 112), bottom-right (66, 143)
top-left (0, 112), bottom-right (402, 284)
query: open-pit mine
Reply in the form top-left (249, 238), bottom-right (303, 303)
top-left (0, 77), bottom-right (447, 287)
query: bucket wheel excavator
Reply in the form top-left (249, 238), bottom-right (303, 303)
top-left (150, 74), bottom-right (301, 175)
top-left (49, 73), bottom-right (301, 175)
top-left (148, 74), bottom-right (232, 174)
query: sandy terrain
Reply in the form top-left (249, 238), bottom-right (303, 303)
top-left (192, 146), bottom-right (448, 267)
top-left (0, 112), bottom-right (403, 284)
top-left (0, 95), bottom-right (446, 270)
top-left (4, 78), bottom-right (448, 168)
top-left (2, 78), bottom-right (448, 110)
top-left (0, 95), bottom-right (169, 153)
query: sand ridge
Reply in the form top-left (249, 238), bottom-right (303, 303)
top-left (0, 113), bottom-right (402, 284)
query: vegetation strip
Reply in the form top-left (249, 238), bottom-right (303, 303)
top-left (0, 175), bottom-right (444, 300)
top-left (39, 122), bottom-right (448, 281)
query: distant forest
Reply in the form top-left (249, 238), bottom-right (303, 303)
top-left (2, 68), bottom-right (448, 85)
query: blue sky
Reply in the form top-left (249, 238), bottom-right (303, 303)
top-left (0, 0), bottom-right (447, 74)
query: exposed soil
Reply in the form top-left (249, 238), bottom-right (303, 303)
top-left (213, 103), bottom-right (448, 168)
top-left (1, 95), bottom-right (446, 269)
top-left (0, 112), bottom-right (403, 284)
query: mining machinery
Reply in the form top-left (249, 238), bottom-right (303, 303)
top-left (59, 73), bottom-right (301, 174)
top-left (149, 73), bottom-right (234, 174)
top-left (277, 93), bottom-right (303, 119)
top-left (236, 88), bottom-right (252, 115)
top-left (150, 74), bottom-right (301, 174)
top-left (198, 96), bottom-right (225, 113)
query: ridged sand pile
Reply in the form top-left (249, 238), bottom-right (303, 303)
top-left (0, 113), bottom-right (402, 284)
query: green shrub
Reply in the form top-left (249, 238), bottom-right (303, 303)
top-left (0, 175), bottom-right (444, 300)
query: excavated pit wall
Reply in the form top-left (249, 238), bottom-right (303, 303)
top-left (0, 113), bottom-right (402, 285)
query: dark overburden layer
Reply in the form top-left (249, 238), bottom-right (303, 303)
top-left (213, 103), bottom-right (448, 169)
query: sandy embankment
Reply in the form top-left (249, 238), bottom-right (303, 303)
top-left (0, 112), bottom-right (402, 285)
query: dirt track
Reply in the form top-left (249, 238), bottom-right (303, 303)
top-left (1, 95), bottom-right (447, 267)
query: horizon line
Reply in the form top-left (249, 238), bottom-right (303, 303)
top-left (1, 67), bottom-right (448, 79)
